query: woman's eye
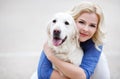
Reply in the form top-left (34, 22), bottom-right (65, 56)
top-left (53, 19), bottom-right (56, 23)
top-left (78, 21), bottom-right (84, 24)
top-left (90, 24), bottom-right (96, 28)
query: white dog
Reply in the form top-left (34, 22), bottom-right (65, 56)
top-left (47, 12), bottom-right (83, 68)
top-left (31, 12), bottom-right (110, 79)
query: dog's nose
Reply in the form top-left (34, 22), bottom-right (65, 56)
top-left (53, 29), bottom-right (61, 37)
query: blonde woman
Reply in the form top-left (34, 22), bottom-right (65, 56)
top-left (37, 2), bottom-right (110, 79)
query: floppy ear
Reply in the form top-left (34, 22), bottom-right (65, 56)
top-left (73, 21), bottom-right (80, 48)
top-left (70, 20), bottom-right (80, 48)
top-left (75, 30), bottom-right (80, 48)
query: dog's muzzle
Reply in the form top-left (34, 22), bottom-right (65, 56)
top-left (53, 29), bottom-right (67, 46)
top-left (53, 29), bottom-right (61, 38)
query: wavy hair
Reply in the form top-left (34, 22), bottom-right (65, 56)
top-left (67, 1), bottom-right (105, 49)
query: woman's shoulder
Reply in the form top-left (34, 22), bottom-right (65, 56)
top-left (80, 39), bottom-right (103, 52)
top-left (80, 39), bottom-right (94, 50)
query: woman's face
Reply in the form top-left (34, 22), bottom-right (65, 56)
top-left (76, 12), bottom-right (98, 42)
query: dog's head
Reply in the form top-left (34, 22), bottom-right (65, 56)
top-left (47, 12), bottom-right (79, 47)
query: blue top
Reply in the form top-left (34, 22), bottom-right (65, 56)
top-left (37, 39), bottom-right (102, 79)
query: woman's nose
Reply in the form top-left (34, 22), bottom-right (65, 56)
top-left (83, 25), bottom-right (89, 31)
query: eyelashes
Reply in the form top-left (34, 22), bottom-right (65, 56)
top-left (89, 24), bottom-right (96, 27)
top-left (78, 21), bottom-right (84, 24)
top-left (77, 20), bottom-right (97, 28)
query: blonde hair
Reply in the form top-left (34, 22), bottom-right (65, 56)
top-left (67, 1), bottom-right (105, 49)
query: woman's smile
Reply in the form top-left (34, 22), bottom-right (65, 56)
top-left (80, 32), bottom-right (89, 37)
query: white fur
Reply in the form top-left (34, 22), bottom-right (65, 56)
top-left (47, 12), bottom-right (83, 67)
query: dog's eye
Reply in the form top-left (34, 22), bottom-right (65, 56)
top-left (64, 21), bottom-right (69, 25)
top-left (53, 19), bottom-right (56, 23)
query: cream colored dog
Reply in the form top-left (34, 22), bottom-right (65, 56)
top-left (47, 12), bottom-right (83, 68)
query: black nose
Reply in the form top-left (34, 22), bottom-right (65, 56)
top-left (53, 29), bottom-right (61, 37)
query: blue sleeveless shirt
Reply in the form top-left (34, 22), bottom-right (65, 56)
top-left (37, 39), bottom-right (102, 79)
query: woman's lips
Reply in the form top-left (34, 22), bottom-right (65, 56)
top-left (80, 33), bottom-right (88, 37)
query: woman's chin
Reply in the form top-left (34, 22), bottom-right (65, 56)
top-left (79, 38), bottom-right (89, 42)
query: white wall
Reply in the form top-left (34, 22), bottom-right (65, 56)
top-left (0, 0), bottom-right (120, 54)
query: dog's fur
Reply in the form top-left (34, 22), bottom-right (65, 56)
top-left (47, 12), bottom-right (83, 67)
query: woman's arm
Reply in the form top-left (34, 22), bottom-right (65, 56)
top-left (80, 39), bottom-right (102, 79)
top-left (37, 51), bottom-right (53, 79)
top-left (37, 51), bottom-right (69, 79)
top-left (50, 70), bottom-right (70, 79)
top-left (49, 54), bottom-right (86, 79)
top-left (44, 43), bottom-right (86, 79)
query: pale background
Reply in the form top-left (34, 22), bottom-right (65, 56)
top-left (0, 0), bottom-right (120, 79)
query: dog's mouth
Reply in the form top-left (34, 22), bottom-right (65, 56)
top-left (53, 36), bottom-right (67, 46)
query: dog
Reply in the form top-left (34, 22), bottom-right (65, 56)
top-left (47, 12), bottom-right (83, 68)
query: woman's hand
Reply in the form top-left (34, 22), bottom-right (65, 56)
top-left (61, 75), bottom-right (70, 79)
top-left (43, 42), bottom-right (54, 60)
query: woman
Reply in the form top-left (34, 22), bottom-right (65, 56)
top-left (37, 2), bottom-right (110, 79)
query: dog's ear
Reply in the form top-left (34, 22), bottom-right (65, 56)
top-left (70, 21), bottom-right (80, 48)
top-left (75, 31), bottom-right (80, 48)
top-left (71, 30), bottom-right (80, 48)
top-left (73, 22), bottom-right (80, 48)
